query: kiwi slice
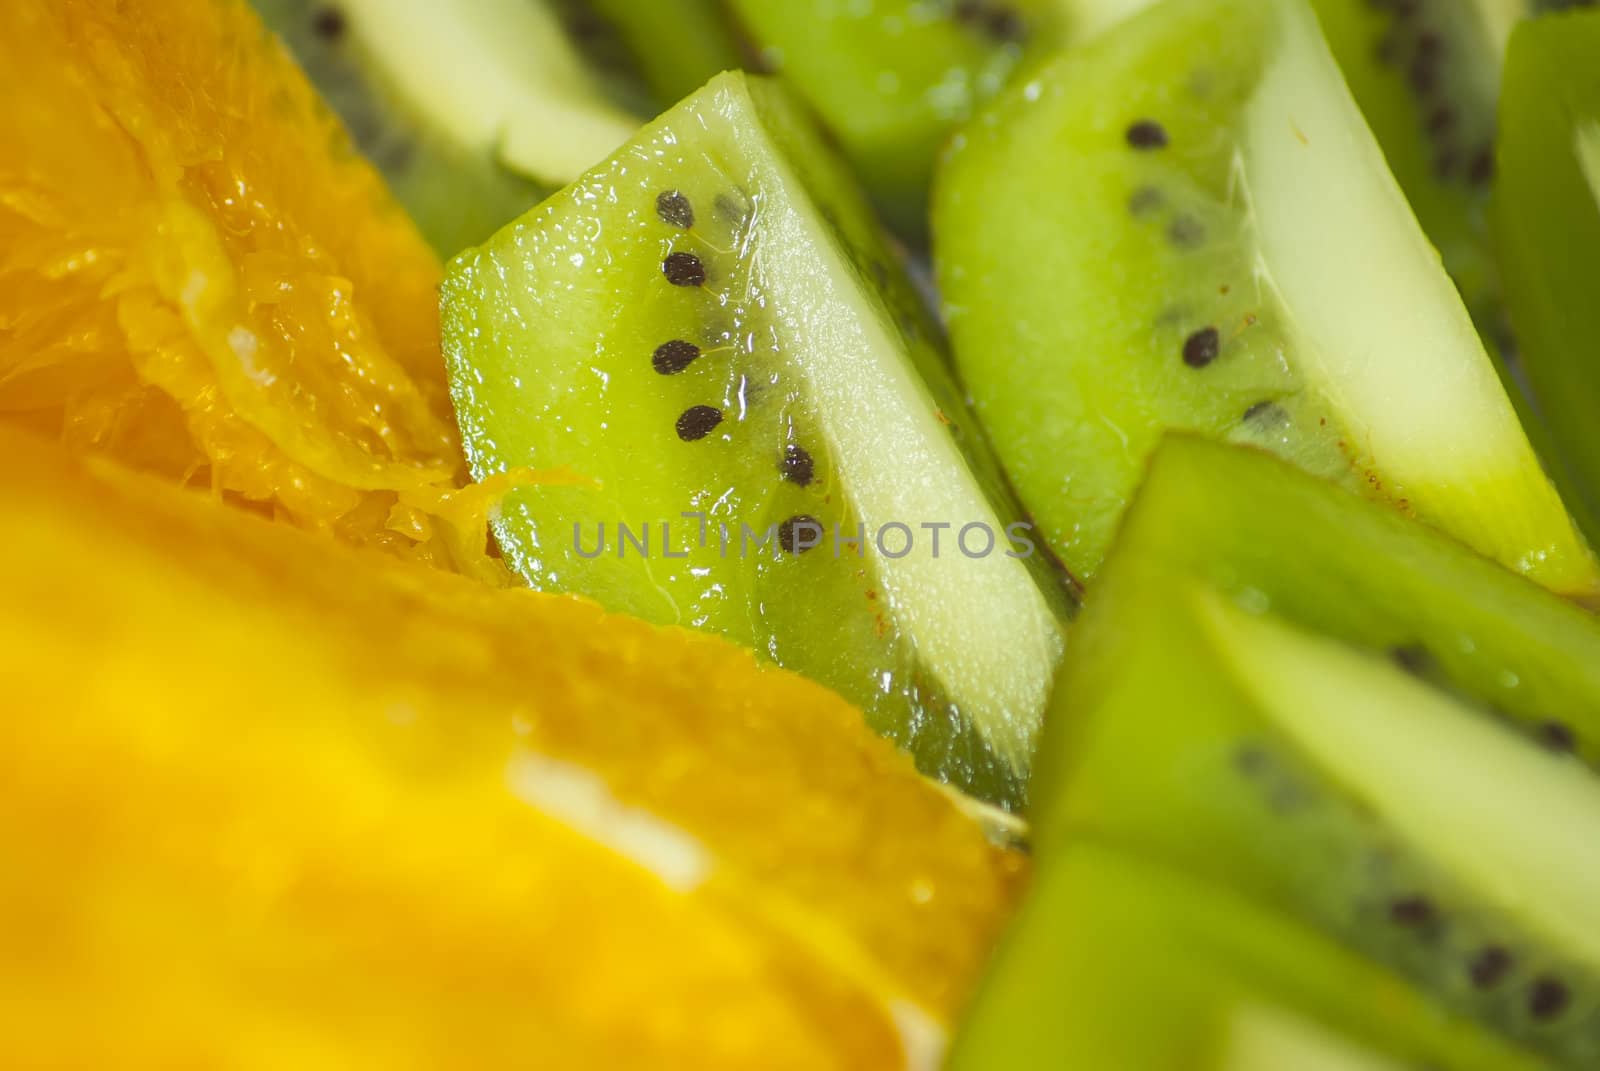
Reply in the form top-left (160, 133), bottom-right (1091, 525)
top-left (934, 0), bottom-right (1598, 595)
top-left (256, 0), bottom-right (640, 255)
top-left (441, 71), bottom-right (1070, 807)
top-left (1059, 0), bottom-right (1577, 385)
top-left (719, 0), bottom-right (1047, 236)
top-left (1030, 437), bottom-right (1600, 1064)
top-left (1032, 435), bottom-right (1600, 808)
top-left (950, 844), bottom-right (1542, 1069)
top-left (583, 0), bottom-right (746, 106)
top-left (1496, 10), bottom-right (1600, 547)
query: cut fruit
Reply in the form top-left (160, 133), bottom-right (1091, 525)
top-left (949, 845), bottom-right (1541, 1070)
top-left (1304, 0), bottom-right (1518, 356)
top-left (255, 0), bottom-right (641, 255)
top-left (1202, 598), bottom-right (1600, 973)
top-left (934, 0), bottom-right (1598, 595)
top-left (1496, 10), bottom-right (1600, 546)
top-left (1045, 0), bottom-right (1526, 354)
top-left (0, 0), bottom-right (468, 565)
top-left (0, 421), bottom-right (1026, 1065)
top-left (1031, 436), bottom-right (1600, 809)
top-left (1051, 0), bottom-right (1158, 42)
top-left (443, 70), bottom-right (1069, 807)
top-left (1029, 440), bottom-right (1600, 1065)
top-left (1057, 0), bottom-right (1568, 379)
top-left (586, 0), bottom-right (746, 107)
top-left (721, 0), bottom-right (1044, 235)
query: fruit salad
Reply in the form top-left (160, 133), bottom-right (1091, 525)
top-left (5, 0), bottom-right (1600, 1067)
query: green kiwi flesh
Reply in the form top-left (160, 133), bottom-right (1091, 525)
top-left (949, 844), bottom-right (1543, 1070)
top-left (1496, 10), bottom-right (1600, 548)
top-left (583, 0), bottom-right (746, 107)
top-left (256, 0), bottom-right (639, 255)
top-left (1032, 435), bottom-right (1600, 810)
top-left (720, 0), bottom-right (1047, 236)
top-left (1306, 0), bottom-right (1515, 340)
top-left (934, 0), bottom-right (1597, 595)
top-left (1030, 437), bottom-right (1600, 1064)
top-left (441, 71), bottom-right (1069, 807)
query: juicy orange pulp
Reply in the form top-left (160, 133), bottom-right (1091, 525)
top-left (0, 423), bottom-right (1026, 1067)
top-left (0, 0), bottom-right (468, 564)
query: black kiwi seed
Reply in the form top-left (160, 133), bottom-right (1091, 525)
top-left (1426, 105), bottom-right (1457, 136)
top-left (1126, 120), bottom-right (1169, 150)
top-left (675, 405), bottom-right (723, 441)
top-left (780, 444), bottom-right (816, 487)
top-left (1182, 327), bottom-right (1220, 368)
top-left (1128, 186), bottom-right (1164, 218)
top-left (983, 6), bottom-right (1027, 42)
top-left (662, 251), bottom-right (707, 287)
top-left (1167, 215), bottom-right (1205, 248)
top-left (1469, 946), bottom-right (1513, 990)
top-left (1232, 744), bottom-right (1269, 777)
top-left (714, 191), bottom-right (752, 226)
top-left (1242, 400), bottom-right (1288, 426)
top-left (1375, 32), bottom-right (1401, 67)
top-left (1388, 643), bottom-right (1432, 676)
top-left (1538, 720), bottom-right (1578, 754)
top-left (652, 340), bottom-right (700, 375)
top-left (778, 514), bottom-right (823, 554)
top-left (1409, 56), bottom-right (1437, 95)
top-left (1529, 977), bottom-right (1571, 1021)
top-left (655, 190), bottom-right (695, 229)
top-left (312, 5), bottom-right (347, 40)
top-left (1467, 148), bottom-right (1494, 187)
top-left (1388, 895), bottom-right (1437, 928)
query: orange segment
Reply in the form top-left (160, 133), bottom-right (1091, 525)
top-left (0, 423), bottom-right (1026, 1064)
top-left (0, 0), bottom-right (463, 559)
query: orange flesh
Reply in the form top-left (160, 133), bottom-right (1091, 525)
top-left (0, 0), bottom-right (467, 563)
top-left (0, 423), bottom-right (1025, 1065)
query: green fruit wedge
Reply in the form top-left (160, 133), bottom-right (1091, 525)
top-left (722, 0), bottom-right (1048, 235)
top-left (951, 844), bottom-right (1545, 1070)
top-left (1497, 9), bottom-right (1600, 545)
top-left (257, 0), bottom-right (640, 255)
top-left (585, 0), bottom-right (745, 106)
top-left (1032, 436), bottom-right (1600, 1065)
top-left (442, 71), bottom-right (1070, 807)
top-left (934, 0), bottom-right (1597, 596)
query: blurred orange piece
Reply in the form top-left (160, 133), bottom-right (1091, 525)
top-left (0, 423), bottom-right (1025, 1068)
top-left (0, 0), bottom-right (467, 562)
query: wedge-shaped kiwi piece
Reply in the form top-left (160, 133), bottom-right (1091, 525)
top-left (1050, 0), bottom-right (1543, 356)
top-left (1033, 436), bottom-right (1600, 805)
top-left (935, 0), bottom-right (1598, 595)
top-left (720, 0), bottom-right (1047, 235)
top-left (951, 844), bottom-right (1542, 1070)
top-left (257, 0), bottom-right (639, 255)
top-left (442, 71), bottom-right (1069, 807)
top-left (1032, 438), bottom-right (1600, 1065)
top-left (1497, 10), bottom-right (1600, 546)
